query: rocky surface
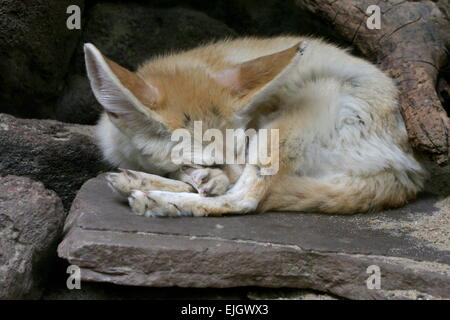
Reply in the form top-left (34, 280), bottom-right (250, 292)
top-left (422, 157), bottom-right (450, 197)
top-left (247, 288), bottom-right (338, 300)
top-left (0, 0), bottom-right (85, 119)
top-left (0, 175), bottom-right (65, 299)
top-left (41, 259), bottom-right (336, 300)
top-left (42, 259), bottom-right (247, 300)
top-left (58, 174), bottom-right (450, 300)
top-left (185, 0), bottom-right (350, 44)
top-left (56, 3), bottom-right (236, 124)
top-left (0, 113), bottom-right (109, 210)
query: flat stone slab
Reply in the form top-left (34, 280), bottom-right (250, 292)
top-left (58, 174), bottom-right (450, 299)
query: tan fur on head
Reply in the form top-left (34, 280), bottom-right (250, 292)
top-left (103, 57), bottom-right (160, 109)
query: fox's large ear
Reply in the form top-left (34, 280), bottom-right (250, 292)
top-left (84, 43), bottom-right (163, 123)
top-left (213, 41), bottom-right (308, 121)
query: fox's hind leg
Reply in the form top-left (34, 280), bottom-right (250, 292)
top-left (106, 169), bottom-right (194, 197)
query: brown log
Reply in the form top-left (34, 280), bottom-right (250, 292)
top-left (296, 0), bottom-right (450, 165)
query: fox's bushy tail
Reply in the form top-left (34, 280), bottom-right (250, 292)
top-left (261, 170), bottom-right (425, 214)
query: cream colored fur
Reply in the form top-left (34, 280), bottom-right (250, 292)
top-left (85, 36), bottom-right (425, 217)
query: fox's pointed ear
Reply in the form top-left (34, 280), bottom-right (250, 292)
top-left (84, 43), bottom-right (162, 122)
top-left (213, 41), bottom-right (308, 120)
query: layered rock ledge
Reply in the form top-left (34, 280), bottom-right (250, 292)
top-left (58, 174), bottom-right (450, 300)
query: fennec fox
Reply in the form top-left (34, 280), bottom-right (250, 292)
top-left (85, 36), bottom-right (425, 217)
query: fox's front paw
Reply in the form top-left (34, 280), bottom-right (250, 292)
top-left (106, 169), bottom-right (194, 196)
top-left (190, 168), bottom-right (230, 196)
top-left (106, 169), bottom-right (146, 197)
top-left (128, 190), bottom-right (193, 217)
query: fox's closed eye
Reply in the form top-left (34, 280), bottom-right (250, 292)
top-left (209, 164), bottom-right (224, 169)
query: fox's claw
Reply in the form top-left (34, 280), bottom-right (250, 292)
top-left (119, 167), bottom-right (139, 179)
top-left (106, 170), bottom-right (139, 197)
